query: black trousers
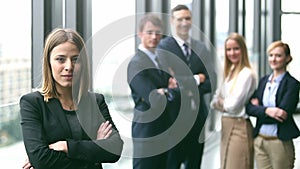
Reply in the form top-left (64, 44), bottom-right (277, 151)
top-left (166, 134), bottom-right (205, 169)
top-left (133, 151), bottom-right (168, 169)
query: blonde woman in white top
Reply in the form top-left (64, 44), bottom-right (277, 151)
top-left (211, 32), bottom-right (257, 169)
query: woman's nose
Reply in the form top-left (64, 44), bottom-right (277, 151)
top-left (228, 49), bottom-right (234, 55)
top-left (64, 59), bottom-right (73, 71)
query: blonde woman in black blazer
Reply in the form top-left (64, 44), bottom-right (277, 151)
top-left (20, 28), bottom-right (123, 169)
top-left (246, 41), bottom-right (300, 169)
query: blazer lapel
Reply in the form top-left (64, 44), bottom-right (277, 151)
top-left (138, 50), bottom-right (156, 68)
top-left (275, 73), bottom-right (289, 106)
top-left (170, 37), bottom-right (186, 61)
top-left (47, 99), bottom-right (72, 138)
top-left (138, 50), bottom-right (167, 81)
top-left (77, 93), bottom-right (103, 139)
top-left (258, 76), bottom-right (268, 103)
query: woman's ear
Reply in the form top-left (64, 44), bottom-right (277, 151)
top-left (286, 55), bottom-right (292, 64)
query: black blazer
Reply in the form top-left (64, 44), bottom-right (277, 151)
top-left (157, 36), bottom-right (212, 139)
top-left (246, 72), bottom-right (300, 140)
top-left (127, 49), bottom-right (173, 138)
top-left (20, 91), bottom-right (123, 169)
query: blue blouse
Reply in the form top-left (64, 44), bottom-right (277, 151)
top-left (259, 72), bottom-right (286, 136)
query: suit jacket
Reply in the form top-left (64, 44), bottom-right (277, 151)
top-left (246, 72), bottom-right (300, 140)
top-left (20, 91), bottom-right (123, 169)
top-left (127, 49), bottom-right (173, 139)
top-left (157, 36), bottom-right (212, 140)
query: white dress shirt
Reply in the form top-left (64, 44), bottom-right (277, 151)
top-left (173, 35), bottom-right (200, 85)
top-left (138, 44), bottom-right (159, 68)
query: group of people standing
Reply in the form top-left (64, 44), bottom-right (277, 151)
top-left (129, 4), bottom-right (300, 169)
top-left (211, 15), bottom-right (300, 169)
top-left (128, 4), bottom-right (212, 169)
top-left (19, 3), bottom-right (299, 169)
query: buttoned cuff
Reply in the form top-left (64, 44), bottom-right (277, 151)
top-left (194, 75), bottom-right (200, 85)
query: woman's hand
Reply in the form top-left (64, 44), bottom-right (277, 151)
top-left (97, 121), bottom-right (112, 140)
top-left (48, 121), bottom-right (112, 155)
top-left (22, 156), bottom-right (34, 169)
top-left (213, 97), bottom-right (225, 112)
top-left (266, 107), bottom-right (288, 122)
top-left (251, 98), bottom-right (259, 106)
top-left (49, 141), bottom-right (68, 153)
top-left (217, 98), bottom-right (225, 112)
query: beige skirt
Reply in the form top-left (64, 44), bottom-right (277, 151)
top-left (221, 116), bottom-right (254, 169)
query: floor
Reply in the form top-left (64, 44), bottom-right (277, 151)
top-left (2, 114), bottom-right (300, 169)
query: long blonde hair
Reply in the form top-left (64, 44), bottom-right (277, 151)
top-left (224, 32), bottom-right (251, 80)
top-left (41, 28), bottom-right (90, 103)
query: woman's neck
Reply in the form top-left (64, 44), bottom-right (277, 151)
top-left (56, 85), bottom-right (72, 99)
top-left (228, 65), bottom-right (237, 81)
top-left (272, 70), bottom-right (286, 82)
top-left (59, 96), bottom-right (75, 110)
top-left (56, 86), bottom-right (75, 110)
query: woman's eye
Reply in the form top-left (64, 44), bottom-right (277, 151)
top-left (72, 57), bottom-right (79, 63)
top-left (56, 57), bottom-right (65, 62)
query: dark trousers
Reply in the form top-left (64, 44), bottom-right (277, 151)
top-left (133, 151), bottom-right (168, 169)
top-left (167, 135), bottom-right (204, 169)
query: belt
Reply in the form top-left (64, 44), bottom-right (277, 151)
top-left (258, 134), bottom-right (278, 140)
top-left (222, 116), bottom-right (250, 122)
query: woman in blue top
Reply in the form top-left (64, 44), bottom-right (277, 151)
top-left (246, 41), bottom-right (300, 169)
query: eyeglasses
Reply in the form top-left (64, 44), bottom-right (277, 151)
top-left (143, 30), bottom-right (162, 36)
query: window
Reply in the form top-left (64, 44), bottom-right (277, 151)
top-left (0, 0), bottom-right (31, 167)
top-left (215, 0), bottom-right (229, 64)
top-left (92, 0), bottom-right (135, 96)
top-left (91, 1), bottom-right (135, 167)
top-left (281, 0), bottom-right (300, 81)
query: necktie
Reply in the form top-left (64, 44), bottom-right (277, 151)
top-left (155, 56), bottom-right (163, 75)
top-left (183, 43), bottom-right (191, 66)
top-left (155, 56), bottom-right (161, 69)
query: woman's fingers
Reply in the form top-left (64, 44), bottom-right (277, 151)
top-left (104, 129), bottom-right (113, 139)
top-left (97, 121), bottom-right (113, 139)
top-left (22, 157), bottom-right (33, 169)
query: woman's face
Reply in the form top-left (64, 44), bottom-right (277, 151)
top-left (225, 39), bottom-right (241, 65)
top-left (268, 46), bottom-right (289, 72)
top-left (50, 42), bottom-right (81, 90)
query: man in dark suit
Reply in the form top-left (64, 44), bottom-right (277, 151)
top-left (127, 14), bottom-right (178, 169)
top-left (157, 4), bottom-right (213, 169)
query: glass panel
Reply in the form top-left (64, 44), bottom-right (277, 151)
top-left (92, 1), bottom-right (135, 168)
top-left (282, 0), bottom-right (300, 12)
top-left (0, 0), bottom-right (31, 167)
top-left (92, 0), bottom-right (135, 96)
top-left (215, 0), bottom-right (229, 65)
top-left (245, 0), bottom-right (257, 75)
top-left (91, 0), bottom-right (135, 110)
top-left (282, 14), bottom-right (300, 81)
top-left (171, 0), bottom-right (193, 8)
